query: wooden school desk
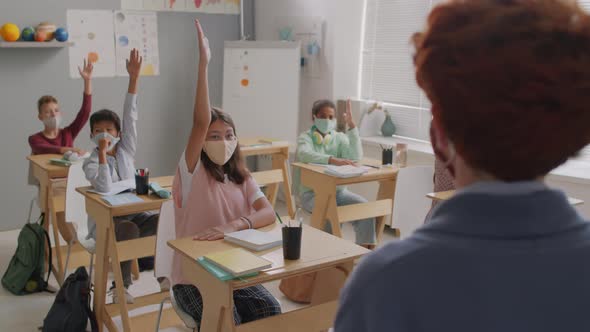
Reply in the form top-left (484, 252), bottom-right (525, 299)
top-left (427, 189), bottom-right (584, 206)
top-left (292, 159), bottom-right (398, 243)
top-left (240, 138), bottom-right (295, 218)
top-left (27, 154), bottom-right (69, 283)
top-left (77, 176), bottom-right (179, 332)
top-left (169, 222), bottom-right (370, 332)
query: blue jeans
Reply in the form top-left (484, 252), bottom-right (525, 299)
top-left (300, 189), bottom-right (377, 245)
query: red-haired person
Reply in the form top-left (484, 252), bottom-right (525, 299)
top-left (336, 1), bottom-right (590, 331)
top-left (29, 59), bottom-right (93, 156)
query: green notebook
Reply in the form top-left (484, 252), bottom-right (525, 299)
top-left (196, 257), bottom-right (258, 281)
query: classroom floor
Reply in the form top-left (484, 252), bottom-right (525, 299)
top-left (0, 202), bottom-right (399, 331)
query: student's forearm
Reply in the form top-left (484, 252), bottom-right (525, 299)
top-left (194, 65), bottom-right (211, 125)
top-left (128, 77), bottom-right (138, 94)
top-left (247, 207), bottom-right (275, 229)
top-left (59, 147), bottom-right (75, 154)
top-left (83, 78), bottom-right (92, 95)
top-left (98, 151), bottom-right (108, 165)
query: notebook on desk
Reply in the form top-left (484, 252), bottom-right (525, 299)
top-left (202, 248), bottom-right (272, 278)
top-left (101, 193), bottom-right (143, 206)
top-left (224, 229), bottom-right (282, 252)
top-left (88, 179), bottom-right (135, 196)
top-left (197, 257), bottom-right (259, 281)
top-left (324, 165), bottom-right (370, 178)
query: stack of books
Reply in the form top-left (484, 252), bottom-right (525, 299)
top-left (198, 248), bottom-right (273, 281)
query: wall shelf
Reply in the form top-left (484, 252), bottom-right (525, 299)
top-left (0, 41), bottom-right (74, 48)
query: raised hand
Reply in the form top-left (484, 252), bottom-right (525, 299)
top-left (78, 58), bottom-right (94, 81)
top-left (344, 99), bottom-right (356, 129)
top-left (126, 48), bottom-right (143, 79)
top-left (195, 19), bottom-right (211, 66)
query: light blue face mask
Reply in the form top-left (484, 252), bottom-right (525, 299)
top-left (92, 132), bottom-right (120, 152)
top-left (314, 118), bottom-right (336, 134)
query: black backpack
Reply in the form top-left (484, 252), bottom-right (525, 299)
top-left (42, 267), bottom-right (98, 332)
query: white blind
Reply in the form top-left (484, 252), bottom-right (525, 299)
top-left (360, 0), bottom-right (442, 140)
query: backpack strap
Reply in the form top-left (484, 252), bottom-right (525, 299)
top-left (85, 300), bottom-right (99, 332)
top-left (41, 227), bottom-right (53, 293)
top-left (35, 213), bottom-right (55, 293)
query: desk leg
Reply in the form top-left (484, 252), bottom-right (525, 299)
top-left (376, 179), bottom-right (396, 243)
top-left (182, 256), bottom-right (234, 332)
top-left (109, 228), bottom-right (132, 332)
top-left (48, 191), bottom-right (64, 285)
top-left (266, 157), bottom-right (281, 209)
top-left (326, 198), bottom-right (342, 238)
top-left (309, 190), bottom-right (330, 231)
top-left (275, 151), bottom-right (295, 218)
top-left (37, 175), bottom-right (51, 273)
top-left (93, 216), bottom-right (111, 332)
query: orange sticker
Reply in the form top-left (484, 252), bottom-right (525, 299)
top-left (88, 52), bottom-right (99, 64)
top-left (241, 79), bottom-right (249, 87)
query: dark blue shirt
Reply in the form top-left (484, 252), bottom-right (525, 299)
top-left (335, 181), bottom-right (590, 332)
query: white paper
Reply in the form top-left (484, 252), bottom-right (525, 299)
top-left (184, 0), bottom-right (240, 14)
top-left (324, 165), bottom-right (369, 178)
top-left (114, 11), bottom-right (160, 77)
top-left (121, 0), bottom-right (144, 9)
top-left (88, 179), bottom-right (136, 196)
top-left (67, 10), bottom-right (117, 78)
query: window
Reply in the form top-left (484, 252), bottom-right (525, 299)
top-left (360, 0), bottom-right (442, 140)
top-left (360, 0), bottom-right (590, 163)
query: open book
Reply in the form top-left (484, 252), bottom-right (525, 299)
top-left (88, 178), bottom-right (135, 196)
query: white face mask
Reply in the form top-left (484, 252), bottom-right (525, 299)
top-left (314, 118), bottom-right (336, 134)
top-left (203, 139), bottom-right (238, 165)
top-left (43, 115), bottom-right (62, 129)
top-left (92, 132), bottom-right (120, 152)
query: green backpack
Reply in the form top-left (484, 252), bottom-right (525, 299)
top-left (2, 213), bottom-right (53, 295)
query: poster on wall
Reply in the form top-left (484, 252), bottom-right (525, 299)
top-left (67, 10), bottom-right (117, 78)
top-left (122, 0), bottom-right (240, 14)
top-left (185, 0), bottom-right (240, 14)
top-left (114, 11), bottom-right (160, 76)
top-left (274, 16), bottom-right (324, 78)
top-left (121, 0), bottom-right (165, 10)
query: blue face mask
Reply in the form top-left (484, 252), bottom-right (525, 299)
top-left (314, 118), bottom-right (336, 134)
top-left (92, 132), bottom-right (120, 152)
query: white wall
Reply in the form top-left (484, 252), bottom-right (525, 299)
top-left (254, 0), bottom-right (365, 132)
top-left (0, 1), bottom-right (249, 231)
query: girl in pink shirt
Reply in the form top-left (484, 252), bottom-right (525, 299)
top-left (170, 20), bottom-right (281, 329)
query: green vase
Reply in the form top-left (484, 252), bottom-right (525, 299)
top-left (381, 114), bottom-right (396, 137)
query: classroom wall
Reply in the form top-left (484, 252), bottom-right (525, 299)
top-left (0, 0), bottom-right (252, 231)
top-left (254, 0), bottom-right (364, 133)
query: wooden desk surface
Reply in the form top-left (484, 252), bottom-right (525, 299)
top-left (427, 189), bottom-right (584, 206)
top-left (76, 175), bottom-right (174, 217)
top-left (27, 154), bottom-right (69, 178)
top-left (169, 222), bottom-right (370, 289)
top-left (292, 158), bottom-right (398, 185)
top-left (240, 137), bottom-right (290, 157)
